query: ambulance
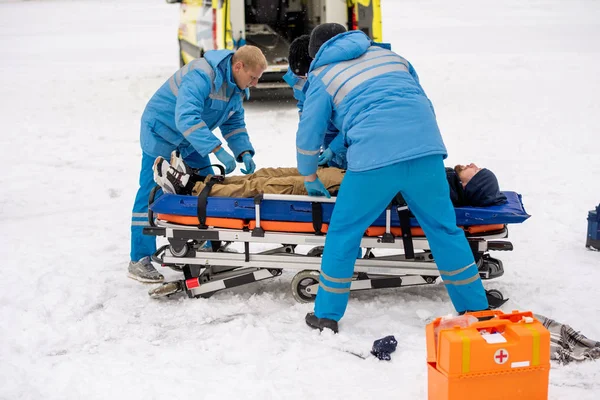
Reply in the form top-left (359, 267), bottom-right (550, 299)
top-left (165, 0), bottom-right (382, 88)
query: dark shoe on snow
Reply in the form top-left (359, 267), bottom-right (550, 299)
top-left (459, 290), bottom-right (509, 316)
top-left (305, 312), bottom-right (338, 334)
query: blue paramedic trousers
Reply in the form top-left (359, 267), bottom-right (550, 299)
top-left (314, 155), bottom-right (489, 320)
top-left (130, 152), bottom-right (212, 262)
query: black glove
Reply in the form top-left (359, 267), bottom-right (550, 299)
top-left (371, 335), bottom-right (398, 361)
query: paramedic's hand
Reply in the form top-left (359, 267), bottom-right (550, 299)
top-left (241, 152), bottom-right (256, 174)
top-left (318, 148), bottom-right (333, 166)
top-left (214, 147), bottom-right (236, 174)
top-left (304, 176), bottom-right (331, 198)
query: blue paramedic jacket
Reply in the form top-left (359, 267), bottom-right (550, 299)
top-left (283, 68), bottom-right (347, 169)
top-left (140, 50), bottom-right (254, 165)
top-left (296, 31), bottom-right (447, 175)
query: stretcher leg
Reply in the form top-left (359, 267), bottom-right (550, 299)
top-left (291, 269), bottom-right (439, 304)
top-left (143, 220), bottom-right (513, 302)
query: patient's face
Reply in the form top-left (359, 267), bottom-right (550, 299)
top-left (455, 163), bottom-right (482, 187)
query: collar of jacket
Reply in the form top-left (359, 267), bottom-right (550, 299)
top-left (310, 30), bottom-right (371, 71)
top-left (203, 50), bottom-right (249, 99)
top-left (226, 61), bottom-right (250, 100)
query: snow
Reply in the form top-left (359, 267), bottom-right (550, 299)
top-left (1, 0), bottom-right (599, 398)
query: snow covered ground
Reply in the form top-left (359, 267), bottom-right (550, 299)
top-left (1, 0), bottom-right (599, 398)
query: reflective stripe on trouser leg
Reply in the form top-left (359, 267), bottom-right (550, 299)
top-left (130, 152), bottom-right (158, 262)
top-left (314, 165), bottom-right (407, 321)
top-left (396, 155), bottom-right (488, 312)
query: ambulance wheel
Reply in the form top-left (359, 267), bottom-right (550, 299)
top-left (307, 246), bottom-right (324, 257)
top-left (291, 270), bottom-right (320, 303)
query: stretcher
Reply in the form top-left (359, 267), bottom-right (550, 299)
top-left (142, 188), bottom-right (530, 302)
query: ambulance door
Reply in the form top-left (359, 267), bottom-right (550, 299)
top-left (348, 0), bottom-right (382, 42)
top-left (228, 0), bottom-right (245, 49)
top-left (177, 0), bottom-right (206, 65)
top-left (322, 0), bottom-right (348, 27)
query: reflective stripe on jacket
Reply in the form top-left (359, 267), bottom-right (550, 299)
top-left (141, 50), bottom-right (253, 162)
top-left (284, 68), bottom-right (347, 169)
top-left (296, 31), bottom-right (446, 175)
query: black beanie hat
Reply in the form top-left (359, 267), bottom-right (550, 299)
top-left (464, 168), bottom-right (507, 207)
top-left (308, 23), bottom-right (347, 58)
top-left (288, 35), bottom-right (312, 76)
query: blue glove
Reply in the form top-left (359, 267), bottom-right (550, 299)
top-left (304, 177), bottom-right (331, 198)
top-left (241, 152), bottom-right (256, 174)
top-left (214, 147), bottom-right (236, 174)
top-left (318, 148), bottom-right (334, 166)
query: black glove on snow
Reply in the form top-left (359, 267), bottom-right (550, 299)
top-left (371, 335), bottom-right (398, 361)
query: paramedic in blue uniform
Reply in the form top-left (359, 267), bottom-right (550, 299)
top-left (128, 45), bottom-right (268, 283)
top-left (283, 35), bottom-right (347, 170)
top-left (297, 24), bottom-right (491, 333)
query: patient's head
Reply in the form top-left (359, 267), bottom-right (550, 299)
top-left (454, 163), bottom-right (507, 207)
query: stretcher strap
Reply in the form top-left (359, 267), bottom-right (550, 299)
top-left (148, 185), bottom-right (161, 227)
top-left (196, 176), bottom-right (224, 229)
top-left (394, 193), bottom-right (414, 259)
top-left (311, 203), bottom-right (323, 235)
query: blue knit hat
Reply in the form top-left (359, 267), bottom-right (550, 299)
top-left (463, 168), bottom-right (507, 207)
top-left (288, 35), bottom-right (312, 76)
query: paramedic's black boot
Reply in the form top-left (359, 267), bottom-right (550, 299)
top-left (458, 290), bottom-right (509, 315)
top-left (305, 312), bottom-right (338, 334)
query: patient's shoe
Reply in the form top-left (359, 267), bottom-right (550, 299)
top-left (305, 312), bottom-right (339, 334)
top-left (128, 256), bottom-right (164, 283)
top-left (170, 150), bottom-right (194, 175)
top-left (153, 157), bottom-right (190, 194)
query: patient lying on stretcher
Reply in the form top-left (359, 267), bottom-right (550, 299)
top-left (153, 152), bottom-right (507, 207)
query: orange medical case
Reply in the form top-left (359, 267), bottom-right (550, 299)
top-left (426, 310), bottom-right (550, 400)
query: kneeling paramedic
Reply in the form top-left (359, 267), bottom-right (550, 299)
top-left (297, 24), bottom-right (493, 333)
top-left (283, 35), bottom-right (347, 169)
top-left (129, 45), bottom-right (267, 283)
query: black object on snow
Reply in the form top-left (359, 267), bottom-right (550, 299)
top-left (371, 335), bottom-right (398, 361)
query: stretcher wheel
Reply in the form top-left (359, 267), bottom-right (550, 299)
top-left (169, 242), bottom-right (190, 258)
top-left (478, 255), bottom-right (504, 280)
top-left (307, 246), bottom-right (324, 257)
top-left (486, 289), bottom-right (504, 300)
top-left (291, 270), bottom-right (320, 303)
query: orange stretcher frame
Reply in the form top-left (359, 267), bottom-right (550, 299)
top-left (156, 213), bottom-right (505, 237)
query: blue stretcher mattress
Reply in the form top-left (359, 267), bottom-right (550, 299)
top-left (150, 191), bottom-right (530, 227)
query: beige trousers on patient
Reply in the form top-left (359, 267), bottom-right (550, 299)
top-left (191, 167), bottom-right (345, 197)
